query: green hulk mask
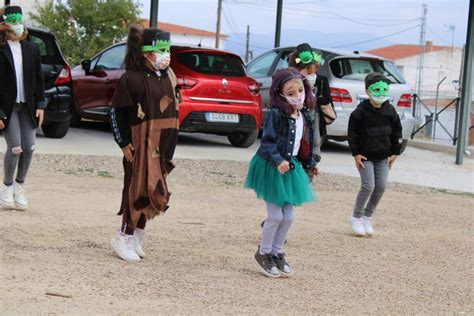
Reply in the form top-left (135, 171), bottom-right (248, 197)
top-left (368, 80), bottom-right (390, 105)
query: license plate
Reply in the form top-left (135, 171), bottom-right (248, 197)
top-left (205, 112), bottom-right (239, 123)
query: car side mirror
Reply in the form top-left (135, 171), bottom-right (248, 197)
top-left (92, 70), bottom-right (107, 78)
top-left (81, 60), bottom-right (92, 75)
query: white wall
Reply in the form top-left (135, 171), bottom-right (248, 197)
top-left (171, 33), bottom-right (225, 50)
top-left (395, 48), bottom-right (463, 99)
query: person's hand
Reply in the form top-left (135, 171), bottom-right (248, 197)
top-left (354, 154), bottom-right (367, 171)
top-left (277, 160), bottom-right (290, 174)
top-left (309, 166), bottom-right (320, 178)
top-left (388, 155), bottom-right (397, 170)
top-left (122, 143), bottom-right (134, 162)
top-left (36, 109), bottom-right (44, 127)
top-left (0, 120), bottom-right (4, 130)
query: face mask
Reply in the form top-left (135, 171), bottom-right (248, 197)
top-left (305, 74), bottom-right (317, 86)
top-left (370, 95), bottom-right (389, 105)
top-left (147, 52), bottom-right (171, 71)
top-left (284, 93), bottom-right (305, 110)
top-left (9, 23), bottom-right (24, 37)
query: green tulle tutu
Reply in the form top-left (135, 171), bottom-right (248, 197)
top-left (245, 155), bottom-right (317, 207)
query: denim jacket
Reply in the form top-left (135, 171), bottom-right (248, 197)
top-left (256, 108), bottom-right (320, 171)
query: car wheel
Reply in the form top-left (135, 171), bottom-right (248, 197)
top-left (400, 139), bottom-right (408, 154)
top-left (69, 100), bottom-right (82, 127)
top-left (42, 120), bottom-right (70, 138)
top-left (227, 130), bottom-right (258, 148)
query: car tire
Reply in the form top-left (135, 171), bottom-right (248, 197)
top-left (69, 100), bottom-right (82, 127)
top-left (228, 130), bottom-right (258, 148)
top-left (42, 120), bottom-right (70, 138)
top-left (400, 139), bottom-right (408, 154)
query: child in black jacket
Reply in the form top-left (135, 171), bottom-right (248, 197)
top-left (347, 72), bottom-right (402, 236)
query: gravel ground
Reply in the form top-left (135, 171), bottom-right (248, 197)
top-left (0, 154), bottom-right (472, 314)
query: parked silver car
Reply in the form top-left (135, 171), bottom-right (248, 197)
top-left (246, 47), bottom-right (416, 152)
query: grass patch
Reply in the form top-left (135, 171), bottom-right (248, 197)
top-left (434, 188), bottom-right (474, 198)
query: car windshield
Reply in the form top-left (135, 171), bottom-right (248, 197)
top-left (177, 52), bottom-right (246, 77)
top-left (330, 58), bottom-right (405, 84)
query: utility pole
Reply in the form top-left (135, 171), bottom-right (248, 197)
top-left (415, 3), bottom-right (428, 118)
top-left (150, 0), bottom-right (159, 28)
top-left (455, 1), bottom-right (473, 165)
top-left (245, 25), bottom-right (250, 63)
top-left (445, 23), bottom-right (455, 56)
top-left (274, 0), bottom-right (283, 48)
top-left (215, 0), bottom-right (223, 49)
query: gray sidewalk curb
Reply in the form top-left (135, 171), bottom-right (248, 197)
top-left (407, 138), bottom-right (474, 157)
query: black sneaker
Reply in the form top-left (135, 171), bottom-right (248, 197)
top-left (254, 248), bottom-right (280, 278)
top-left (272, 253), bottom-right (294, 277)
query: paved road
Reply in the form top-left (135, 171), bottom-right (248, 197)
top-left (1, 121), bottom-right (473, 193)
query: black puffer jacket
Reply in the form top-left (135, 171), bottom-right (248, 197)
top-left (348, 99), bottom-right (403, 160)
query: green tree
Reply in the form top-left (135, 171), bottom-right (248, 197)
top-left (30, 0), bottom-right (140, 66)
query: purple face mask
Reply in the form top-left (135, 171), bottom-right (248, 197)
top-left (284, 93), bottom-right (305, 110)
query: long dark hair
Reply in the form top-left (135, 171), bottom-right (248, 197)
top-left (269, 68), bottom-right (315, 115)
top-left (124, 24), bottom-right (144, 71)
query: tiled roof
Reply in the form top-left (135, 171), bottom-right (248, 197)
top-left (366, 44), bottom-right (451, 60)
top-left (140, 20), bottom-right (228, 39)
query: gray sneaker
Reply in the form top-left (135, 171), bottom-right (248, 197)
top-left (254, 248), bottom-right (280, 278)
top-left (273, 253), bottom-right (294, 277)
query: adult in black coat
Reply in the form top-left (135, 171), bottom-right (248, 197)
top-left (0, 5), bottom-right (45, 211)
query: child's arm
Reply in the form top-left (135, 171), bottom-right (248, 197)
top-left (260, 110), bottom-right (286, 169)
top-left (388, 112), bottom-right (403, 169)
top-left (348, 110), bottom-right (366, 170)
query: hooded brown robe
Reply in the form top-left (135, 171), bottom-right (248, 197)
top-left (111, 67), bottom-right (180, 228)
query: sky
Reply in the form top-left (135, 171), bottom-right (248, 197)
top-left (137, 0), bottom-right (470, 52)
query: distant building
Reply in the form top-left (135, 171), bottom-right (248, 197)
top-left (141, 20), bottom-right (228, 49)
top-left (367, 41), bottom-right (463, 99)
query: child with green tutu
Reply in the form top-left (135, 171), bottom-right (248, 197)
top-left (245, 68), bottom-right (319, 278)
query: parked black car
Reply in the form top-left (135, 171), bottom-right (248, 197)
top-left (27, 27), bottom-right (71, 138)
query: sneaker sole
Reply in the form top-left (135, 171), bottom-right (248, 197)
top-left (14, 203), bottom-right (28, 211)
top-left (111, 238), bottom-right (140, 262)
top-left (253, 256), bottom-right (280, 278)
top-left (0, 200), bottom-right (15, 209)
top-left (278, 269), bottom-right (294, 277)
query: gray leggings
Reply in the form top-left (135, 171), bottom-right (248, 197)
top-left (352, 159), bottom-right (388, 218)
top-left (3, 104), bottom-right (36, 186)
top-left (260, 203), bottom-right (294, 255)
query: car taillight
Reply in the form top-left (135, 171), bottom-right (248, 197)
top-left (330, 87), bottom-right (352, 103)
top-left (397, 94), bottom-right (412, 107)
top-left (54, 64), bottom-right (71, 85)
top-left (177, 77), bottom-right (197, 89)
top-left (247, 82), bottom-right (260, 94)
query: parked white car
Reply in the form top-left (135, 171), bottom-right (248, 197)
top-left (246, 47), bottom-right (416, 152)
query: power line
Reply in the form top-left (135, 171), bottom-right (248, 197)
top-left (229, 1), bottom-right (419, 25)
top-left (331, 24), bottom-right (420, 48)
top-left (426, 25), bottom-right (450, 44)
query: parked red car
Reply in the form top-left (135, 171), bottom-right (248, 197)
top-left (71, 44), bottom-right (262, 147)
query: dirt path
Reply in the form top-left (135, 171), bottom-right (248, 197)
top-left (0, 154), bottom-right (472, 314)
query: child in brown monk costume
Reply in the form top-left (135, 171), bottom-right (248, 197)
top-left (110, 25), bottom-right (180, 261)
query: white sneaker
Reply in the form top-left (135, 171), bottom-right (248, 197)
top-left (14, 182), bottom-right (28, 210)
top-left (0, 184), bottom-right (14, 208)
top-left (362, 216), bottom-right (374, 236)
top-left (134, 228), bottom-right (146, 258)
top-left (111, 231), bottom-right (140, 261)
top-left (350, 216), bottom-right (366, 236)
